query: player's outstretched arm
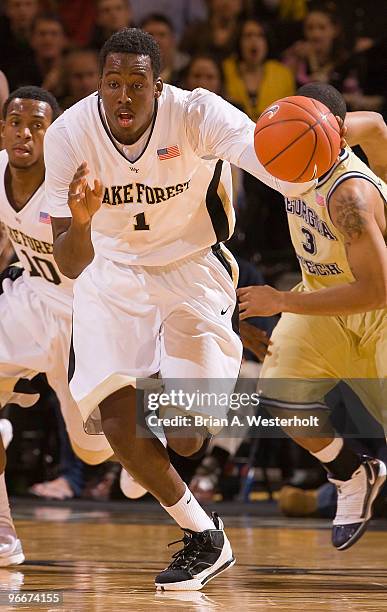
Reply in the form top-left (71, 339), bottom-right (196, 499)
top-left (238, 179), bottom-right (387, 317)
top-left (184, 89), bottom-right (316, 199)
top-left (51, 162), bottom-right (102, 279)
top-left (345, 111), bottom-right (387, 181)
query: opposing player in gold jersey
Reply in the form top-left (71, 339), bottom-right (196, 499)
top-left (238, 83), bottom-right (387, 551)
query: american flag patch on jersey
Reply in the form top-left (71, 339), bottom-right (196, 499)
top-left (39, 212), bottom-right (51, 224)
top-left (157, 145), bottom-right (181, 160)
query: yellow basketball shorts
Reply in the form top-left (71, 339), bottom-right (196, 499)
top-left (259, 307), bottom-right (386, 429)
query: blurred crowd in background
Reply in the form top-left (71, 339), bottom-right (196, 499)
top-left (0, 0), bottom-right (386, 517)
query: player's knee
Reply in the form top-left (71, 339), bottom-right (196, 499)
top-left (166, 434), bottom-right (203, 457)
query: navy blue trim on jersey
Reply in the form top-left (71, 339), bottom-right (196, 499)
top-left (97, 96), bottom-right (158, 164)
top-left (206, 160), bottom-right (230, 243)
top-left (326, 171), bottom-right (387, 228)
top-left (326, 171), bottom-right (387, 204)
top-left (316, 148), bottom-right (349, 188)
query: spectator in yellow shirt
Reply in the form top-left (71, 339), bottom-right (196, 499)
top-left (223, 18), bottom-right (295, 121)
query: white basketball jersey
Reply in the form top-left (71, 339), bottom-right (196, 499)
top-left (46, 86), bottom-right (237, 266)
top-left (0, 150), bottom-right (73, 308)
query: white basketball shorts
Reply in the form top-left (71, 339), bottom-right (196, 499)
top-left (70, 247), bottom-right (243, 429)
top-left (0, 276), bottom-right (113, 464)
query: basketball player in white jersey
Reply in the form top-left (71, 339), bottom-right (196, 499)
top-left (0, 86), bottom-right (114, 566)
top-left (238, 83), bottom-right (387, 551)
top-left (44, 29), bottom-right (382, 589)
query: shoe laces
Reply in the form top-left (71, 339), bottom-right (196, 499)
top-left (330, 465), bottom-right (366, 522)
top-left (167, 529), bottom-right (208, 571)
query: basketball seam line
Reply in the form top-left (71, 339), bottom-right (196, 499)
top-left (280, 99), bottom-right (339, 135)
top-left (295, 106), bottom-right (335, 181)
top-left (254, 119), bottom-right (311, 137)
top-left (293, 127), bottom-right (317, 182)
top-left (263, 120), bottom-right (320, 168)
top-left (279, 99), bottom-right (322, 123)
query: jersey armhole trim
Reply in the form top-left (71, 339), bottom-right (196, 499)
top-left (316, 148), bottom-right (349, 188)
top-left (326, 171), bottom-right (387, 229)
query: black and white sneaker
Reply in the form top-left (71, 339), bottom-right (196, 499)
top-left (329, 457), bottom-right (386, 551)
top-left (155, 513), bottom-right (235, 591)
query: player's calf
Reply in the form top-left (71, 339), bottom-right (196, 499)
top-left (120, 432), bottom-right (168, 500)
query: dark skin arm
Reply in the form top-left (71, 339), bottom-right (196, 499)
top-left (238, 180), bottom-right (387, 317)
top-left (51, 162), bottom-right (103, 279)
top-left (239, 321), bottom-right (272, 362)
top-left (345, 111), bottom-right (387, 181)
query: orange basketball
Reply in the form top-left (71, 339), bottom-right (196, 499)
top-left (254, 96), bottom-right (341, 182)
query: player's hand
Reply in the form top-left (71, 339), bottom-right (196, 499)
top-left (239, 321), bottom-right (272, 362)
top-left (237, 285), bottom-right (284, 318)
top-left (68, 162), bottom-right (103, 225)
top-left (336, 116), bottom-right (347, 149)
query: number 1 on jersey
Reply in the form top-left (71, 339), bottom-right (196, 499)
top-left (133, 212), bottom-right (150, 231)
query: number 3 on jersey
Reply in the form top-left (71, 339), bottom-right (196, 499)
top-left (301, 227), bottom-right (317, 255)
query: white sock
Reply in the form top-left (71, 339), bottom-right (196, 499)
top-left (0, 472), bottom-right (13, 529)
top-left (311, 437), bottom-right (343, 463)
top-left (162, 485), bottom-right (215, 532)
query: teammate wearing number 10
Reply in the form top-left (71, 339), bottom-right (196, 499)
top-left (0, 86), bottom-right (113, 566)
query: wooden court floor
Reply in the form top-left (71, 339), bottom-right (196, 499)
top-left (3, 500), bottom-right (387, 611)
